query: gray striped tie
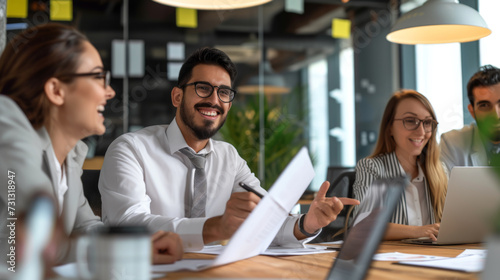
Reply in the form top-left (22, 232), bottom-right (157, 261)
top-left (180, 148), bottom-right (207, 218)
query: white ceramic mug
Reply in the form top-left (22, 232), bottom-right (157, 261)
top-left (76, 226), bottom-right (151, 280)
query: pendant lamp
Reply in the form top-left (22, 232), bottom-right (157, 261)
top-left (151, 0), bottom-right (272, 10)
top-left (386, 0), bottom-right (491, 44)
top-left (237, 61), bottom-right (290, 95)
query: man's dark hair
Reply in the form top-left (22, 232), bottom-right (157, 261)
top-left (467, 65), bottom-right (500, 105)
top-left (177, 47), bottom-right (237, 87)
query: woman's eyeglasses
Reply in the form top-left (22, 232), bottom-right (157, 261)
top-left (59, 71), bottom-right (111, 89)
top-left (394, 117), bottom-right (438, 133)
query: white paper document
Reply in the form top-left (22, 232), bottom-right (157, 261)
top-left (154, 147), bottom-right (315, 272)
top-left (397, 249), bottom-right (487, 273)
top-left (263, 245), bottom-right (336, 256)
top-left (192, 244), bottom-right (335, 256)
top-left (373, 252), bottom-right (448, 262)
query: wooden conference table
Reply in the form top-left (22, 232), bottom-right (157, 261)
top-left (159, 241), bottom-right (483, 279)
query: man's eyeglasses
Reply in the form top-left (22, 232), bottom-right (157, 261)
top-left (59, 71), bottom-right (111, 89)
top-left (181, 81), bottom-right (236, 103)
top-left (394, 117), bottom-right (438, 133)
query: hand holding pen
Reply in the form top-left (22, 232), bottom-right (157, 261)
top-left (205, 183), bottom-right (262, 242)
top-left (238, 182), bottom-right (264, 198)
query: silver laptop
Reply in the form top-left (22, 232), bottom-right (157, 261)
top-left (326, 177), bottom-right (407, 280)
top-left (403, 166), bottom-right (500, 245)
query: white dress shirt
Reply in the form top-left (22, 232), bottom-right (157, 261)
top-left (99, 118), bottom-right (309, 250)
top-left (50, 146), bottom-right (68, 216)
top-left (404, 164), bottom-right (431, 226)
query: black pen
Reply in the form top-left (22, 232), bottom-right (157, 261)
top-left (325, 247), bottom-right (340, 251)
top-left (238, 182), bottom-right (264, 198)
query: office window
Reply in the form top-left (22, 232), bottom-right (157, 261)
top-left (479, 1), bottom-right (500, 67)
top-left (338, 47), bottom-right (356, 167)
top-left (416, 44), bottom-right (464, 140)
top-left (308, 60), bottom-right (329, 191)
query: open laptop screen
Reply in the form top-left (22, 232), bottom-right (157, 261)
top-left (326, 176), bottom-right (407, 280)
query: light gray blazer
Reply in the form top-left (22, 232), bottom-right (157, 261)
top-left (352, 151), bottom-right (436, 225)
top-left (0, 95), bottom-right (102, 264)
top-left (37, 128), bottom-right (102, 238)
top-left (439, 123), bottom-right (488, 174)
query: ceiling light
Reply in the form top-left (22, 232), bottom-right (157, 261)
top-left (151, 0), bottom-right (272, 10)
top-left (238, 61), bottom-right (290, 95)
top-left (386, 0), bottom-right (491, 44)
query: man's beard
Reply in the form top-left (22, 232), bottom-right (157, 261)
top-left (179, 99), bottom-right (226, 140)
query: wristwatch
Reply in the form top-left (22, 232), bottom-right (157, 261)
top-left (298, 214), bottom-right (320, 237)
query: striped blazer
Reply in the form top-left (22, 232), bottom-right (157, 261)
top-left (352, 151), bottom-right (436, 225)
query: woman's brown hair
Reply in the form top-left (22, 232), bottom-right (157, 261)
top-left (0, 23), bottom-right (88, 129)
top-left (371, 89), bottom-right (448, 221)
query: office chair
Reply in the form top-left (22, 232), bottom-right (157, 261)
top-left (311, 169), bottom-right (356, 242)
top-left (81, 169), bottom-right (102, 217)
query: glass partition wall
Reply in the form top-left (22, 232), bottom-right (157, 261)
top-left (7, 1), bottom-right (490, 190)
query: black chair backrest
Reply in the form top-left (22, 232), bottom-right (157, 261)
top-left (81, 169), bottom-right (102, 217)
top-left (311, 168), bottom-right (356, 242)
top-left (326, 169), bottom-right (356, 198)
top-left (326, 166), bottom-right (355, 182)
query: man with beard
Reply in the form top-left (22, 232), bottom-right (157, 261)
top-left (440, 65), bottom-right (500, 173)
top-left (99, 47), bottom-right (358, 250)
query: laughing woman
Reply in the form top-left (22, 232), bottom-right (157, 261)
top-left (352, 90), bottom-right (448, 241)
top-left (0, 23), bottom-right (182, 268)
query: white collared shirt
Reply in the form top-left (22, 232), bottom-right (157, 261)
top-left (50, 147), bottom-right (68, 216)
top-left (405, 164), bottom-right (431, 226)
top-left (99, 118), bottom-right (308, 250)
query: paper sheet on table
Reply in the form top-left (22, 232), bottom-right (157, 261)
top-left (373, 252), bottom-right (448, 261)
top-left (318, 240), bottom-right (344, 245)
top-left (263, 245), bottom-right (336, 256)
top-left (397, 249), bottom-right (486, 273)
top-left (457, 249), bottom-right (487, 257)
top-left (155, 147), bottom-right (315, 272)
top-left (193, 244), bottom-right (335, 256)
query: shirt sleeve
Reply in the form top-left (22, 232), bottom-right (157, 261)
top-left (99, 135), bottom-right (206, 251)
top-left (269, 215), bottom-right (319, 248)
top-left (352, 157), bottom-right (379, 218)
top-left (0, 97), bottom-right (53, 212)
top-left (0, 97), bottom-right (55, 263)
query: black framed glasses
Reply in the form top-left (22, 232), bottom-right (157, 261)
top-left (182, 81), bottom-right (236, 103)
top-left (394, 117), bottom-right (438, 133)
top-left (59, 71), bottom-right (111, 89)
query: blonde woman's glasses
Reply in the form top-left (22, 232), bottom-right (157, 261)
top-left (394, 117), bottom-right (438, 133)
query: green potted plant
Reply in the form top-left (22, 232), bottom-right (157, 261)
top-left (475, 116), bottom-right (500, 279)
top-left (217, 87), bottom-right (308, 190)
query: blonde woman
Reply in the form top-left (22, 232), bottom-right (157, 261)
top-left (353, 90), bottom-right (448, 240)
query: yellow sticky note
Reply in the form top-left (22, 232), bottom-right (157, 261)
top-left (6, 0), bottom-right (28, 18)
top-left (51, 0), bottom-right (73, 21)
top-left (332, 18), bottom-right (351, 39)
top-left (176, 8), bottom-right (197, 28)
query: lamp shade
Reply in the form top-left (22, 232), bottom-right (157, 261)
top-left (151, 0), bottom-right (272, 10)
top-left (238, 62), bottom-right (290, 95)
top-left (386, 0), bottom-right (491, 44)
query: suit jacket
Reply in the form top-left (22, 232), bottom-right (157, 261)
top-left (0, 96), bottom-right (54, 264)
top-left (0, 95), bottom-right (102, 264)
top-left (37, 128), bottom-right (102, 239)
top-left (352, 151), bottom-right (436, 225)
top-left (439, 123), bottom-right (488, 174)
